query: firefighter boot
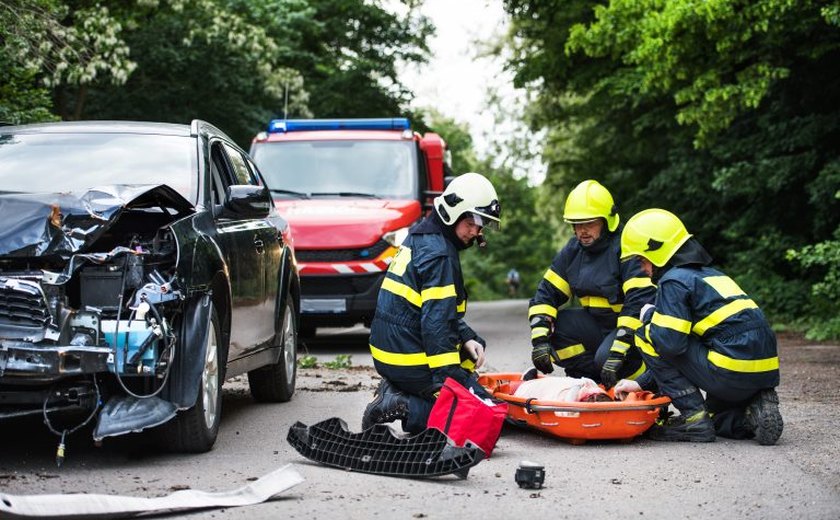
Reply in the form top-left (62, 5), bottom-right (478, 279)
top-left (361, 379), bottom-right (409, 430)
top-left (647, 409), bottom-right (716, 442)
top-left (744, 388), bottom-right (783, 446)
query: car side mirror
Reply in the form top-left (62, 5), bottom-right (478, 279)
top-left (223, 185), bottom-right (272, 218)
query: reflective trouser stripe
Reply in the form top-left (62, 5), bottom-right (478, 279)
top-left (707, 351), bottom-right (779, 373)
top-left (529, 304), bottom-right (558, 319)
top-left (693, 299), bottom-right (759, 336)
top-left (369, 344), bottom-right (427, 366)
top-left (457, 300), bottom-right (466, 313)
top-left (556, 343), bottom-right (585, 360)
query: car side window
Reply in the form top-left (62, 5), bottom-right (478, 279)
top-left (244, 157), bottom-right (266, 187)
top-left (211, 143), bottom-right (233, 207)
top-left (223, 143), bottom-right (258, 186)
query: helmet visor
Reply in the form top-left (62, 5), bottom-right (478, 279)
top-left (471, 212), bottom-right (500, 231)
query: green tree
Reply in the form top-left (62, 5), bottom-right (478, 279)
top-left (502, 0), bottom-right (840, 335)
top-left (0, 0), bottom-right (134, 122)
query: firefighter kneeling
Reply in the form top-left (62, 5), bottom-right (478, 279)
top-left (362, 173), bottom-right (501, 433)
top-left (615, 209), bottom-right (784, 445)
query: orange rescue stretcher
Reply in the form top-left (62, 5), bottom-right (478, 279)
top-left (478, 373), bottom-right (672, 444)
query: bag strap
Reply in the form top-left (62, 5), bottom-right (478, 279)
top-left (442, 383), bottom-right (459, 433)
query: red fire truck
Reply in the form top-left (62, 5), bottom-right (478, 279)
top-left (250, 118), bottom-right (448, 335)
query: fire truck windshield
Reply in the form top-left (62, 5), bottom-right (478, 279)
top-left (252, 140), bottom-right (418, 199)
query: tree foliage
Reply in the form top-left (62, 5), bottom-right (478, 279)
top-left (424, 111), bottom-right (556, 300)
top-left (1, 0), bottom-right (433, 146)
top-left (502, 0), bottom-right (840, 336)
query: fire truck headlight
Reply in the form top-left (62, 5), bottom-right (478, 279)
top-left (383, 227), bottom-right (410, 247)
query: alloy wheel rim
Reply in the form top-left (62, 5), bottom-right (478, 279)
top-left (202, 325), bottom-right (219, 428)
top-left (283, 306), bottom-right (296, 382)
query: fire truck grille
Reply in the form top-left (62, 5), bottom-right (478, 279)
top-left (0, 278), bottom-right (51, 329)
top-left (296, 240), bottom-right (391, 263)
top-left (303, 273), bottom-right (383, 296)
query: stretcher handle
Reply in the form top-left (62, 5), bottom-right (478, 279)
top-left (516, 400), bottom-right (665, 414)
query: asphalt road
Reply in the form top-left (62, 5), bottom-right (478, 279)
top-left (1, 300), bottom-right (838, 519)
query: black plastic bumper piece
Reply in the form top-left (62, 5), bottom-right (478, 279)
top-left (287, 417), bottom-right (484, 479)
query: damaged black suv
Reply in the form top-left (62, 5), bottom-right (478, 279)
top-left (0, 120), bottom-right (300, 453)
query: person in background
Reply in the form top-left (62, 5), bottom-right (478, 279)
top-left (615, 208), bottom-right (783, 444)
top-left (528, 180), bottom-right (655, 388)
top-left (506, 268), bottom-right (521, 297)
top-left (362, 172), bottom-right (502, 432)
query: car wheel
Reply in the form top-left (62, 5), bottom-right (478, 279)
top-left (248, 297), bottom-right (297, 402)
top-left (163, 303), bottom-right (223, 452)
top-left (248, 297), bottom-right (298, 403)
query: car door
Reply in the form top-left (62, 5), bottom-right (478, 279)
top-left (244, 155), bottom-right (283, 324)
top-left (209, 141), bottom-right (274, 359)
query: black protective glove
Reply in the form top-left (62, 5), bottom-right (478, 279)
top-left (531, 342), bottom-right (560, 374)
top-left (600, 351), bottom-right (625, 389)
top-left (601, 327), bottom-right (633, 388)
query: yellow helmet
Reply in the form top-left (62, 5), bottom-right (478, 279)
top-left (620, 209), bottom-right (692, 267)
top-left (563, 180), bottom-right (620, 232)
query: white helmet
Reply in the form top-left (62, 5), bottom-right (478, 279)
top-left (434, 172), bottom-right (501, 230)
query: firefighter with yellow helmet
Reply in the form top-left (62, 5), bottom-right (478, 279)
top-left (615, 209), bottom-right (783, 444)
top-left (528, 180), bottom-right (655, 387)
top-left (362, 172), bottom-right (501, 432)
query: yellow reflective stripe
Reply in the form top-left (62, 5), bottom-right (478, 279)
top-left (610, 340), bottom-right (631, 354)
top-left (543, 269), bottom-right (571, 298)
top-left (651, 311), bottom-right (692, 334)
top-left (421, 284), bottom-right (457, 302)
top-left (707, 351), bottom-right (779, 373)
top-left (427, 351), bottom-right (461, 368)
top-left (693, 299), bottom-right (759, 336)
top-left (369, 344), bottom-right (427, 366)
top-left (529, 304), bottom-right (558, 319)
top-left (617, 316), bottom-right (643, 330)
top-left (703, 276), bottom-right (746, 298)
top-left (627, 361), bottom-right (647, 381)
top-left (556, 343), bottom-right (585, 360)
top-left (531, 327), bottom-right (550, 339)
top-left (381, 277), bottom-right (421, 307)
top-left (580, 296), bottom-right (623, 312)
top-left (622, 277), bottom-right (655, 293)
top-left (460, 358), bottom-right (476, 372)
top-left (457, 300), bottom-right (466, 313)
top-left (636, 336), bottom-right (659, 357)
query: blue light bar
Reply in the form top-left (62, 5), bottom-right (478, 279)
top-left (268, 118), bottom-right (410, 133)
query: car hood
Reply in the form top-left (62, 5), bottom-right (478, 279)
top-left (0, 184), bottom-right (194, 258)
top-left (274, 198), bottom-right (421, 249)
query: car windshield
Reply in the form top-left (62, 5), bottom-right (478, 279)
top-left (0, 132), bottom-right (197, 202)
top-left (252, 140), bottom-right (418, 199)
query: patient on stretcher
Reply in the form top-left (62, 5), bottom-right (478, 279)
top-left (513, 376), bottom-right (613, 403)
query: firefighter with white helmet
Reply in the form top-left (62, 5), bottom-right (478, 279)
top-left (615, 209), bottom-right (783, 444)
top-left (528, 180), bottom-right (656, 387)
top-left (362, 172), bottom-right (501, 432)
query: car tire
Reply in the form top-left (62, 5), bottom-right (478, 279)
top-left (248, 297), bottom-right (297, 402)
top-left (163, 303), bottom-right (223, 453)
